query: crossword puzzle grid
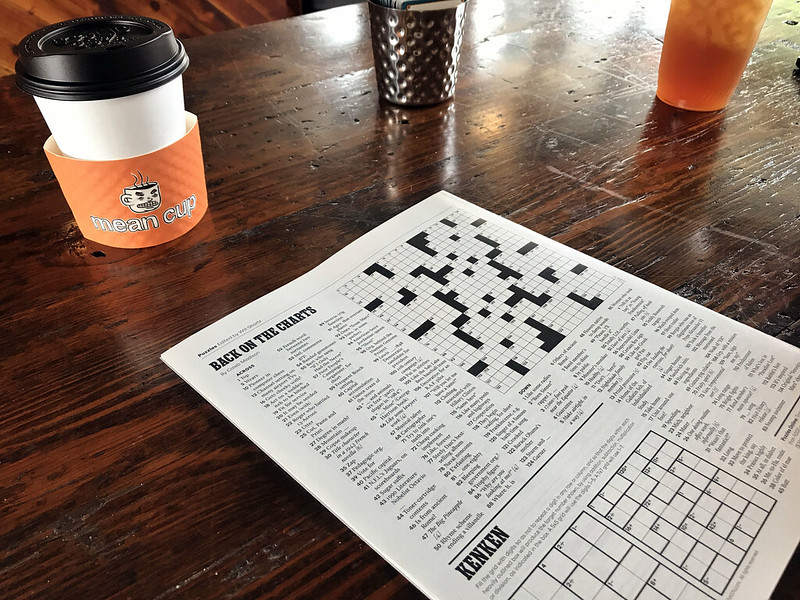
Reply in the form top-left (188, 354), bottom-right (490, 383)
top-left (338, 210), bottom-right (622, 392)
top-left (588, 432), bottom-right (774, 595)
top-left (513, 512), bottom-right (712, 600)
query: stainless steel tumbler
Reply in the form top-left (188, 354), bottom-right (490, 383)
top-left (368, 0), bottom-right (467, 106)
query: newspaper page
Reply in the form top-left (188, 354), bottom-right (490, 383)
top-left (162, 191), bottom-right (800, 600)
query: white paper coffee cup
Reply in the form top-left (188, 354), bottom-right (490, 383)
top-left (33, 76), bottom-right (185, 160)
top-left (16, 15), bottom-right (189, 160)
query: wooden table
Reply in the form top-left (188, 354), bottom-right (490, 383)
top-left (2, 0), bottom-right (799, 597)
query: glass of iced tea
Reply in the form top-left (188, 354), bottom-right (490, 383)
top-left (656, 0), bottom-right (773, 111)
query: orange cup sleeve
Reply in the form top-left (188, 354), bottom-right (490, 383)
top-left (44, 112), bottom-right (208, 248)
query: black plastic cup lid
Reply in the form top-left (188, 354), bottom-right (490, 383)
top-left (15, 15), bottom-right (189, 101)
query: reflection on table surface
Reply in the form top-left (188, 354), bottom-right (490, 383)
top-left (1, 0), bottom-right (799, 598)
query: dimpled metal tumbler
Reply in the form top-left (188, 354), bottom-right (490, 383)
top-left (368, 0), bottom-right (467, 106)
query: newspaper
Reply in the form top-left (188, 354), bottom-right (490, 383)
top-left (162, 191), bottom-right (800, 600)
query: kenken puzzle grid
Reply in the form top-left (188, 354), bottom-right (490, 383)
top-left (587, 432), bottom-right (773, 594)
top-left (338, 210), bottom-right (623, 392)
top-left (512, 511), bottom-right (714, 600)
top-left (511, 431), bottom-right (775, 600)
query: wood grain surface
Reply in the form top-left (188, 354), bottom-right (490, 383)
top-left (1, 0), bottom-right (800, 598)
top-left (0, 0), bottom-right (301, 77)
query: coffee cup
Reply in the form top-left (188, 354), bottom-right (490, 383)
top-left (15, 15), bottom-right (189, 160)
